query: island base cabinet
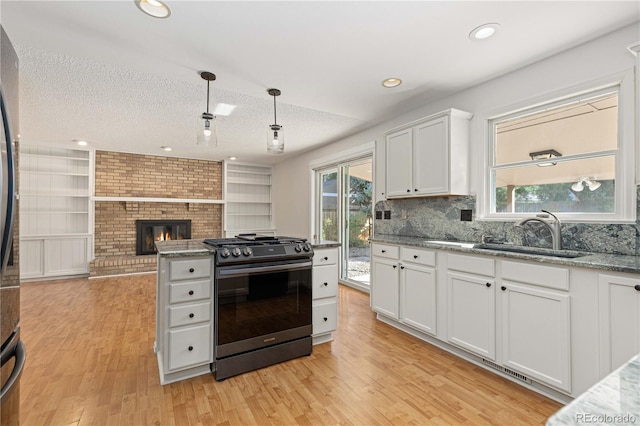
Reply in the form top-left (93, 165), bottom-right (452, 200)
top-left (500, 283), bottom-right (571, 393)
top-left (446, 272), bottom-right (496, 360)
top-left (312, 247), bottom-right (339, 344)
top-left (598, 273), bottom-right (640, 376)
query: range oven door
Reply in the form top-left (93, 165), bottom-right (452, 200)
top-left (215, 259), bottom-right (312, 359)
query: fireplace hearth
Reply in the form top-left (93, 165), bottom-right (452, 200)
top-left (136, 220), bottom-right (191, 255)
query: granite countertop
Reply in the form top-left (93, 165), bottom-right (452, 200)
top-left (546, 354), bottom-right (640, 425)
top-left (310, 239), bottom-right (341, 249)
top-left (155, 240), bottom-right (215, 257)
top-left (370, 235), bottom-right (640, 274)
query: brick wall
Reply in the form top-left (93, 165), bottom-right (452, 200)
top-left (91, 151), bottom-right (223, 276)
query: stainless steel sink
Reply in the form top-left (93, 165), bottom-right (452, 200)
top-left (474, 243), bottom-right (588, 258)
top-left (424, 240), bottom-right (476, 248)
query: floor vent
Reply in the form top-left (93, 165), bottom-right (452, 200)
top-left (482, 359), bottom-right (532, 384)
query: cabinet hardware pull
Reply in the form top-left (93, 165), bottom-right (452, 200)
top-left (188, 290), bottom-right (194, 295)
top-left (400, 266), bottom-right (405, 269)
top-left (501, 286), bottom-right (507, 291)
top-left (189, 313), bottom-right (194, 318)
top-left (381, 250), bottom-right (386, 253)
top-left (393, 265), bottom-right (397, 269)
top-left (413, 255), bottom-right (418, 259)
top-left (414, 189), bottom-right (418, 192)
top-left (323, 256), bottom-right (328, 260)
top-left (189, 268), bottom-right (195, 273)
top-left (323, 317), bottom-right (328, 322)
top-left (406, 189), bottom-right (411, 192)
top-left (635, 285), bottom-right (640, 291)
top-left (323, 282), bottom-right (328, 287)
top-left (188, 346), bottom-right (193, 351)
top-left (486, 283), bottom-right (491, 288)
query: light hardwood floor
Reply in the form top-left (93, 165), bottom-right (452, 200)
top-left (19, 274), bottom-right (561, 425)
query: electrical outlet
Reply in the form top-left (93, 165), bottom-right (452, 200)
top-left (375, 211), bottom-right (383, 220)
top-left (384, 210), bottom-right (391, 220)
top-left (460, 209), bottom-right (473, 221)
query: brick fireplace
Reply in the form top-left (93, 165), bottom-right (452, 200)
top-left (90, 151), bottom-right (223, 277)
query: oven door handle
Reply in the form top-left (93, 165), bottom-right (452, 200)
top-left (217, 261), bottom-right (312, 277)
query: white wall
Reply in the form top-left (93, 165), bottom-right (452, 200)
top-left (273, 23), bottom-right (639, 238)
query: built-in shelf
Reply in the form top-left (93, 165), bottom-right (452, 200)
top-left (92, 196), bottom-right (224, 204)
top-left (19, 144), bottom-right (93, 280)
top-left (225, 162), bottom-right (274, 236)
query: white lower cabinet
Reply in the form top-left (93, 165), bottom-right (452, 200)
top-left (446, 253), bottom-right (496, 360)
top-left (500, 282), bottom-right (571, 392)
top-left (598, 272), bottom-right (640, 375)
top-left (312, 247), bottom-right (339, 344)
top-left (372, 243), bottom-right (437, 334)
top-left (156, 255), bottom-right (214, 385)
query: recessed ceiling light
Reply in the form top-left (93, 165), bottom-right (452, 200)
top-left (161, 146), bottom-right (172, 152)
top-left (134, 0), bottom-right (171, 19)
top-left (229, 156), bottom-right (237, 161)
top-left (75, 140), bottom-right (88, 146)
top-left (469, 23), bottom-right (500, 40)
top-left (382, 78), bottom-right (402, 88)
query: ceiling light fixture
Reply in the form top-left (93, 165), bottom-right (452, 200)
top-left (134, 0), bottom-right (171, 19)
top-left (529, 149), bottom-right (561, 167)
top-left (469, 23), bottom-right (500, 40)
top-left (228, 156), bottom-right (237, 161)
top-left (382, 78), bottom-right (402, 88)
top-left (161, 146), bottom-right (172, 152)
top-left (75, 140), bottom-right (88, 146)
top-left (197, 71), bottom-right (218, 147)
top-left (571, 177), bottom-right (601, 192)
top-left (267, 88), bottom-right (284, 155)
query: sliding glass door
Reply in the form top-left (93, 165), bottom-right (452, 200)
top-left (316, 157), bottom-right (372, 291)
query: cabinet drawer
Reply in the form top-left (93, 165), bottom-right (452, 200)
top-left (313, 300), bottom-right (337, 335)
top-left (168, 323), bottom-right (212, 371)
top-left (169, 258), bottom-right (211, 281)
top-left (169, 301), bottom-right (212, 328)
top-left (401, 247), bottom-right (436, 266)
top-left (502, 261), bottom-right (569, 291)
top-left (372, 243), bottom-right (399, 259)
top-left (169, 279), bottom-right (212, 304)
top-left (447, 253), bottom-right (494, 277)
top-left (313, 248), bottom-right (338, 266)
top-left (313, 264), bottom-right (338, 299)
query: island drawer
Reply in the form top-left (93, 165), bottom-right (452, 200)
top-left (169, 258), bottom-right (212, 281)
top-left (169, 301), bottom-right (212, 328)
top-left (169, 279), bottom-right (212, 304)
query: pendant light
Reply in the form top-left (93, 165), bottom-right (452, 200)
top-left (267, 88), bottom-right (284, 154)
top-left (197, 71), bottom-right (218, 147)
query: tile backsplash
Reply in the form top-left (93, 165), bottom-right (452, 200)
top-left (374, 186), bottom-right (640, 256)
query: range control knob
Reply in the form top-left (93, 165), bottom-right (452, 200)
top-left (295, 244), bottom-right (303, 253)
top-left (220, 248), bottom-right (231, 258)
top-left (243, 247), bottom-right (253, 256)
top-left (232, 247), bottom-right (242, 257)
top-left (302, 243), bottom-right (311, 252)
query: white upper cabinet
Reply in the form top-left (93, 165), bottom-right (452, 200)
top-left (384, 109), bottom-right (472, 198)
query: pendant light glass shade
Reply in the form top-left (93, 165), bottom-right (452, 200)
top-left (267, 124), bottom-right (284, 154)
top-left (197, 71), bottom-right (217, 147)
top-left (267, 88), bottom-right (284, 154)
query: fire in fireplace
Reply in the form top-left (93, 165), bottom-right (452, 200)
top-left (135, 220), bottom-right (192, 255)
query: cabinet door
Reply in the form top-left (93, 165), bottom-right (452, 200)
top-left (413, 117), bottom-right (448, 195)
top-left (501, 282), bottom-right (571, 392)
top-left (371, 258), bottom-right (399, 319)
top-left (598, 273), bottom-right (640, 375)
top-left (401, 264), bottom-right (436, 335)
top-left (385, 128), bottom-right (412, 197)
top-left (447, 272), bottom-right (495, 359)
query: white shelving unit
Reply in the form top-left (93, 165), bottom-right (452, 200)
top-left (224, 162), bottom-right (275, 237)
top-left (19, 145), bottom-right (93, 280)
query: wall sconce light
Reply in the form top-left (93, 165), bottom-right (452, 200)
top-left (197, 71), bottom-right (218, 147)
top-left (267, 88), bottom-right (284, 154)
top-left (571, 177), bottom-right (601, 192)
top-left (529, 149), bottom-right (561, 167)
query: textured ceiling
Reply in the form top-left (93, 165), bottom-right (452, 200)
top-left (1, 1), bottom-right (639, 165)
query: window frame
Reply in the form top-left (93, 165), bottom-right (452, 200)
top-left (478, 70), bottom-right (636, 223)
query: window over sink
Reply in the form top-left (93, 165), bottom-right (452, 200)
top-left (481, 70), bottom-right (636, 222)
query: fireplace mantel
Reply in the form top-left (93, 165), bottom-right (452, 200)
top-left (93, 196), bottom-right (224, 204)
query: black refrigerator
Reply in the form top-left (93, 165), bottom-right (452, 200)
top-left (0, 24), bottom-right (24, 426)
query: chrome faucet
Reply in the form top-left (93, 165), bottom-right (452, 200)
top-left (514, 209), bottom-right (562, 250)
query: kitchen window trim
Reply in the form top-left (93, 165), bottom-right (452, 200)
top-left (477, 68), bottom-right (636, 224)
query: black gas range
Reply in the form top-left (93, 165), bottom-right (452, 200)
top-left (204, 234), bottom-right (313, 266)
top-left (203, 234), bottom-right (314, 380)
